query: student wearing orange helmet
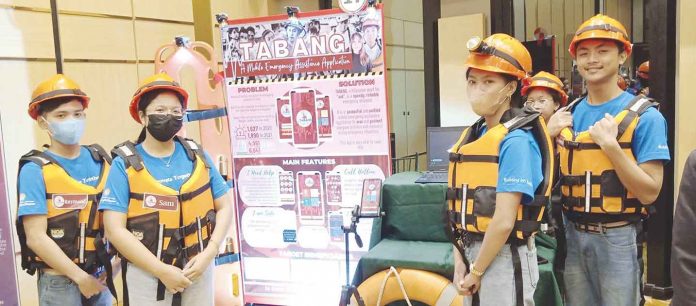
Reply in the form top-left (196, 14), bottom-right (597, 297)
top-left (447, 34), bottom-right (555, 306)
top-left (628, 60), bottom-right (650, 96)
top-left (521, 71), bottom-right (569, 122)
top-left (16, 74), bottom-right (117, 305)
top-left (99, 73), bottom-right (234, 305)
top-left (549, 15), bottom-right (669, 306)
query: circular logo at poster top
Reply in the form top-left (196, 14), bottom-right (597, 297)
top-left (54, 195), bottom-right (65, 208)
top-left (280, 104), bottom-right (292, 117)
top-left (317, 100), bottom-right (325, 108)
top-left (304, 177), bottom-right (315, 187)
top-left (368, 183), bottom-right (376, 190)
top-left (145, 195), bottom-right (157, 207)
top-left (296, 110), bottom-right (313, 127)
top-left (339, 0), bottom-right (368, 14)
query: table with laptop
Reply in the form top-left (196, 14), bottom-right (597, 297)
top-left (353, 127), bottom-right (563, 305)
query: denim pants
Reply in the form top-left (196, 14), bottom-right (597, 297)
top-left (37, 271), bottom-right (112, 306)
top-left (462, 239), bottom-right (539, 306)
top-left (125, 262), bottom-right (214, 305)
top-left (563, 220), bottom-right (640, 306)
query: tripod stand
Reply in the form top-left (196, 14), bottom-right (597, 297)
top-left (338, 205), bottom-right (384, 306)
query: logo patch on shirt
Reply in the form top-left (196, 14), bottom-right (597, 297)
top-left (131, 230), bottom-right (144, 241)
top-left (143, 194), bottom-right (179, 211)
top-left (50, 228), bottom-right (65, 239)
top-left (52, 194), bottom-right (88, 209)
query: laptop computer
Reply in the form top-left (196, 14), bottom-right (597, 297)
top-left (415, 126), bottom-right (466, 184)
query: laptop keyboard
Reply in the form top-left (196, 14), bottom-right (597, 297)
top-left (414, 171), bottom-right (449, 184)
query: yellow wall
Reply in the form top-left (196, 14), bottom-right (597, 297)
top-left (382, 0), bottom-right (426, 163)
top-left (675, 0), bottom-right (696, 193)
top-left (438, 14), bottom-right (486, 127)
top-left (0, 0), bottom-right (197, 304)
top-left (441, 0), bottom-right (490, 33)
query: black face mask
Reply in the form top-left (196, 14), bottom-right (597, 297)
top-left (146, 114), bottom-right (183, 142)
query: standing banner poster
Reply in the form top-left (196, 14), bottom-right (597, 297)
top-left (220, 5), bottom-right (389, 305)
top-left (0, 119), bottom-right (20, 306)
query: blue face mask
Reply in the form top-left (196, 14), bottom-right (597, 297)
top-left (45, 118), bottom-right (86, 145)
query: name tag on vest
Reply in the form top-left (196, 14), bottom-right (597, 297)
top-left (143, 194), bottom-right (179, 211)
top-left (52, 194), bottom-right (89, 210)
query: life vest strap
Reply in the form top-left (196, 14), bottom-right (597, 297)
top-left (560, 175), bottom-right (602, 186)
top-left (529, 195), bottom-right (549, 207)
top-left (565, 210), bottom-right (643, 224)
top-left (86, 144), bottom-right (112, 164)
top-left (94, 233), bottom-right (118, 302)
top-left (448, 152), bottom-right (499, 163)
top-left (561, 196), bottom-right (642, 210)
top-left (179, 182), bottom-right (211, 202)
top-left (112, 142), bottom-right (144, 171)
top-left (515, 219), bottom-right (541, 233)
top-left (181, 211), bottom-right (215, 237)
top-left (616, 96), bottom-right (659, 140)
top-left (560, 140), bottom-right (632, 150)
top-left (448, 211), bottom-right (462, 225)
top-left (181, 236), bottom-right (211, 259)
top-left (177, 136), bottom-right (211, 169)
top-left (128, 183), bottom-right (211, 204)
top-left (511, 244), bottom-right (524, 306)
top-left (44, 192), bottom-right (101, 201)
top-left (445, 187), bottom-right (476, 201)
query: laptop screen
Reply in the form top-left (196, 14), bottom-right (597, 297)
top-left (427, 126), bottom-right (466, 171)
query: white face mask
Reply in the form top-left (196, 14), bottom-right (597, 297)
top-left (469, 81), bottom-right (515, 117)
top-left (43, 117), bottom-right (86, 145)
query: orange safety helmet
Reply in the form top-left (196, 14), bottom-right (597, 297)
top-left (129, 73), bottom-right (189, 123)
top-left (465, 33), bottom-right (532, 80)
top-left (569, 14), bottom-right (632, 58)
top-left (638, 61), bottom-right (649, 79)
top-left (521, 71), bottom-right (569, 105)
top-left (617, 75), bottom-right (628, 90)
top-left (28, 74), bottom-right (90, 120)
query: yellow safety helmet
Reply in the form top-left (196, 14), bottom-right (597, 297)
top-left (569, 14), bottom-right (632, 57)
top-left (29, 74), bottom-right (90, 120)
top-left (129, 73), bottom-right (189, 123)
top-left (465, 33), bottom-right (532, 80)
top-left (521, 71), bottom-right (569, 105)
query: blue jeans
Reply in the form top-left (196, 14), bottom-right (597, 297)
top-left (463, 239), bottom-right (538, 306)
top-left (37, 271), bottom-right (112, 306)
top-left (563, 221), bottom-right (640, 306)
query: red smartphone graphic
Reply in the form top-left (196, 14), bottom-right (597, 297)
top-left (329, 211), bottom-right (344, 242)
top-left (278, 171), bottom-right (295, 204)
top-left (316, 95), bottom-right (333, 139)
top-left (296, 171), bottom-right (325, 224)
top-left (325, 171), bottom-right (342, 206)
top-left (360, 178), bottom-right (383, 216)
top-left (290, 89), bottom-right (319, 148)
top-left (276, 97), bottom-right (292, 142)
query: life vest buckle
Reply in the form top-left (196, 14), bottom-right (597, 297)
top-left (449, 152), bottom-right (463, 163)
top-left (446, 187), bottom-right (462, 200)
top-left (564, 140), bottom-right (581, 149)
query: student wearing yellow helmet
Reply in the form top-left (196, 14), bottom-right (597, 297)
top-left (521, 71), bottom-right (569, 122)
top-left (447, 33), bottom-right (555, 306)
top-left (17, 74), bottom-right (116, 305)
top-left (550, 14), bottom-right (669, 306)
top-left (99, 73), bottom-right (234, 305)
